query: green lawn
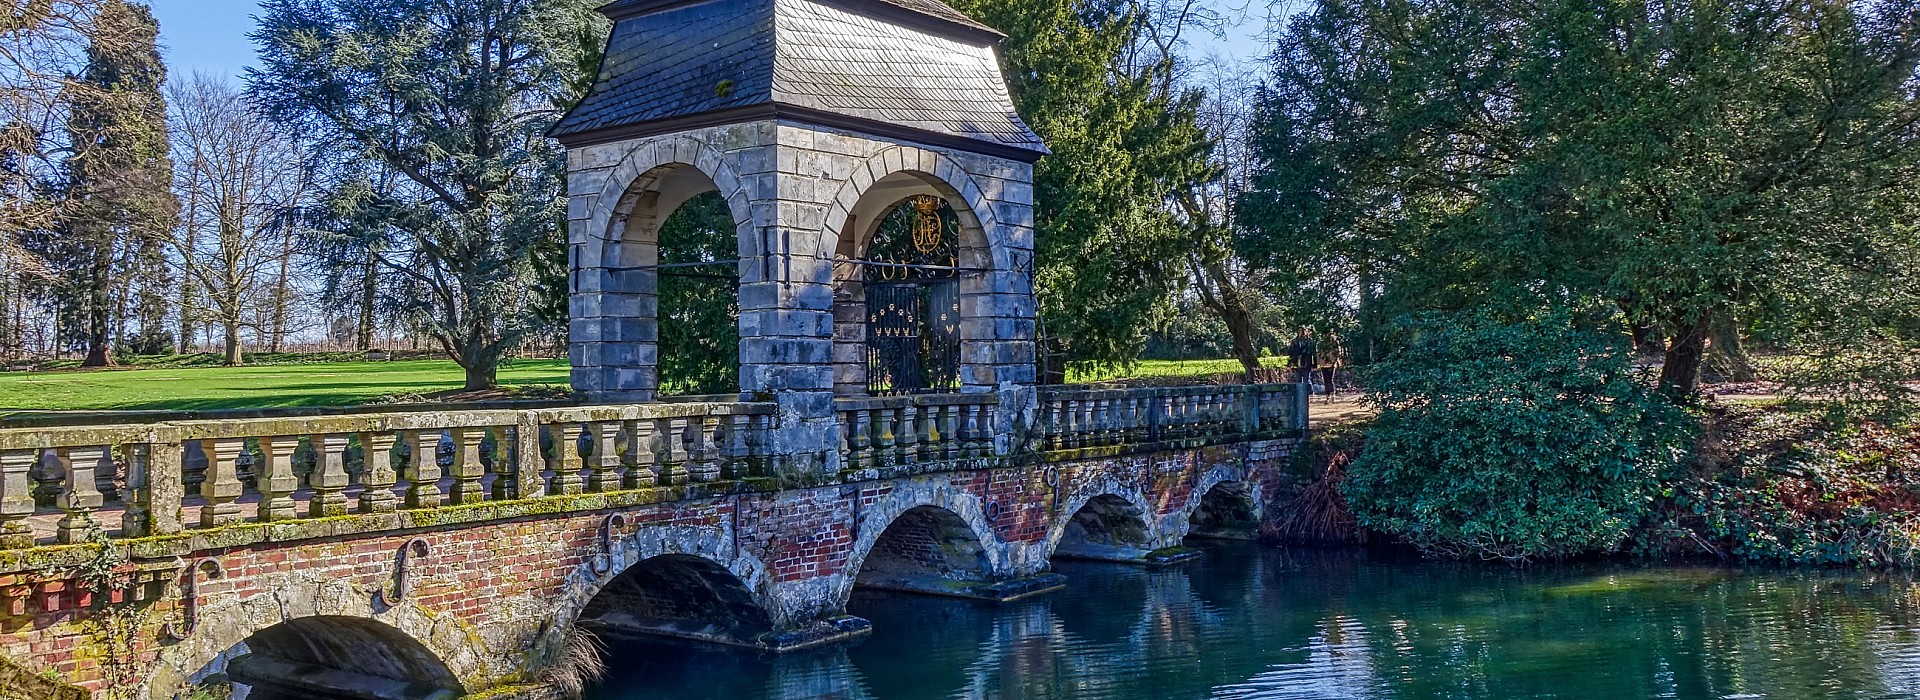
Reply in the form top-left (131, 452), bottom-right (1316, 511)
top-left (0, 359), bottom-right (571, 412)
top-left (0, 355), bottom-right (1284, 413)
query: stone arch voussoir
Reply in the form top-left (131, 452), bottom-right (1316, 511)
top-left (589, 135), bottom-right (754, 255)
top-left (821, 145), bottom-right (1010, 274)
top-left (142, 575), bottom-right (484, 700)
top-left (1045, 473), bottom-right (1166, 557)
top-left (837, 481), bottom-right (1011, 604)
top-left (553, 520), bottom-right (779, 638)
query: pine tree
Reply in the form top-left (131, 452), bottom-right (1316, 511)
top-left (44, 0), bottom-right (178, 366)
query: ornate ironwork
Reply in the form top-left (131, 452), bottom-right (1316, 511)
top-left (864, 195), bottom-right (962, 395)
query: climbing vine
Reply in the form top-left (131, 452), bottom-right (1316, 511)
top-left (70, 533), bottom-right (146, 700)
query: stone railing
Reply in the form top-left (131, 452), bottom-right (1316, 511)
top-left (0, 401), bottom-right (775, 549)
top-left (836, 394), bottom-right (999, 471)
top-left (1035, 383), bottom-right (1304, 451)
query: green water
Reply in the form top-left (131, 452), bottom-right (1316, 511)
top-left (583, 541), bottom-right (1920, 699)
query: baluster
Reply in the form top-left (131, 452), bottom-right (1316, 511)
top-left (875, 407), bottom-right (899, 466)
top-left (356, 432), bottom-right (399, 514)
top-left (1044, 400), bottom-right (1063, 450)
top-left (1123, 397), bottom-right (1142, 443)
top-left (917, 405), bottom-right (938, 462)
top-left (656, 418), bottom-right (686, 486)
top-left (897, 405), bottom-right (920, 465)
top-left (401, 430), bottom-right (444, 508)
top-left (449, 427), bottom-right (487, 503)
top-left (1099, 398), bottom-right (1117, 446)
top-left (121, 444), bottom-right (151, 536)
top-left (308, 434), bottom-right (351, 517)
top-left (547, 423), bottom-right (585, 495)
top-left (30, 450), bottom-right (60, 507)
top-left (53, 446), bottom-right (106, 543)
top-left (0, 450), bottom-right (36, 548)
top-left (200, 438), bottom-right (246, 526)
top-left (849, 409), bottom-right (873, 470)
top-left (622, 420), bottom-right (657, 489)
top-left (750, 414), bottom-right (774, 477)
top-left (939, 405), bottom-right (958, 461)
top-left (587, 422), bottom-right (622, 493)
top-left (254, 436), bottom-right (298, 522)
top-left (685, 417), bottom-right (720, 483)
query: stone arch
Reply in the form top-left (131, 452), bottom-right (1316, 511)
top-left (573, 134), bottom-right (756, 400)
top-left (588, 135), bottom-right (753, 255)
top-left (820, 145), bottom-right (1009, 274)
top-left (1181, 468), bottom-right (1263, 541)
top-left (143, 578), bottom-right (482, 700)
top-left (838, 485), bottom-right (1010, 602)
top-left (1045, 480), bottom-right (1162, 563)
top-left (550, 522), bottom-right (781, 649)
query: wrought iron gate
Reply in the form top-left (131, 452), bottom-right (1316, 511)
top-left (863, 195), bottom-right (962, 395)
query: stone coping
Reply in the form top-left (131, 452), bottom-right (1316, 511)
top-left (0, 401), bottom-right (777, 450)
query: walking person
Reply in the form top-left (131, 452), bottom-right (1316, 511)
top-left (1318, 330), bottom-right (1345, 403)
top-left (1287, 326), bottom-right (1319, 389)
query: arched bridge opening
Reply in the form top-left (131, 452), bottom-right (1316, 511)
top-left (1187, 482), bottom-right (1259, 541)
top-left (215, 616), bottom-right (462, 700)
top-left (855, 505), bottom-right (992, 594)
top-left (1053, 494), bottom-right (1157, 563)
top-left (580, 554), bottom-right (776, 650)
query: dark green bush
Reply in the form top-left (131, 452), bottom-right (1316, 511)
top-left (1342, 311), bottom-right (1695, 560)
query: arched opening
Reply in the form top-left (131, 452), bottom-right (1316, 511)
top-left (1186, 482), bottom-right (1259, 540)
top-left (832, 170), bottom-right (992, 397)
top-left (204, 616), bottom-right (461, 700)
top-left (575, 161), bottom-right (745, 400)
top-left (655, 190), bottom-right (740, 395)
top-left (855, 505), bottom-right (991, 594)
top-left (1053, 494), bottom-right (1155, 562)
top-left (579, 553), bottom-right (774, 648)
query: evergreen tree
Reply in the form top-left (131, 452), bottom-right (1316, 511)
top-left (1240, 0), bottom-right (1920, 397)
top-left (39, 0), bottom-right (178, 367)
top-left (251, 0), bottom-right (605, 389)
top-left (951, 0), bottom-right (1214, 369)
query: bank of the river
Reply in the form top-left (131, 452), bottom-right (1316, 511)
top-left (582, 540), bottom-right (1920, 699)
top-left (1278, 402), bottom-right (1920, 568)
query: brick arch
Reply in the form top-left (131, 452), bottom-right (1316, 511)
top-left (1043, 476), bottom-right (1166, 559)
top-left (550, 522), bottom-right (782, 637)
top-left (820, 145), bottom-right (1012, 275)
top-left (141, 577), bottom-right (485, 700)
top-left (836, 483), bottom-right (1011, 603)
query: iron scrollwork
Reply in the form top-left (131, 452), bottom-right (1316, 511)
top-left (163, 557), bottom-right (224, 641)
top-left (864, 195), bottom-right (962, 396)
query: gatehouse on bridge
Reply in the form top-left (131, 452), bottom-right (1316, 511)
top-left (0, 0), bottom-right (1308, 697)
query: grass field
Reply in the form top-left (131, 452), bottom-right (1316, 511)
top-left (0, 359), bottom-right (571, 412)
top-left (0, 355), bottom-right (1283, 413)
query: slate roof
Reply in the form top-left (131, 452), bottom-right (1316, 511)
top-left (552, 0), bottom-right (1046, 159)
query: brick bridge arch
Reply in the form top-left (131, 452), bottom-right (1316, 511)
top-left (549, 522), bottom-right (782, 649)
top-left (139, 576), bottom-right (485, 699)
top-left (837, 482), bottom-right (1011, 603)
top-left (1044, 475), bottom-right (1167, 562)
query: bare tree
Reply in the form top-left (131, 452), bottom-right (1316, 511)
top-left (162, 73), bottom-right (312, 366)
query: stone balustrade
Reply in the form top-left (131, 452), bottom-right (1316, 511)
top-left (836, 393), bottom-right (999, 472)
top-left (0, 384), bottom-right (1304, 553)
top-left (1035, 384), bottom-right (1304, 451)
top-left (0, 401), bottom-right (775, 550)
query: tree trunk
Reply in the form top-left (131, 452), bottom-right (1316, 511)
top-left (269, 233), bottom-right (291, 353)
top-left (223, 321), bottom-right (243, 367)
top-left (357, 254), bottom-right (376, 351)
top-left (463, 353), bottom-right (498, 391)
top-left (81, 253), bottom-right (114, 367)
top-left (1707, 313), bottom-right (1758, 383)
top-left (1660, 319), bottom-right (1707, 398)
top-left (178, 279), bottom-right (197, 354)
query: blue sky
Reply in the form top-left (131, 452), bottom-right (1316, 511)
top-left (148, 0), bottom-right (1277, 82)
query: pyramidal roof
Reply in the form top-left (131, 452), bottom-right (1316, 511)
top-left (550, 0), bottom-right (1048, 161)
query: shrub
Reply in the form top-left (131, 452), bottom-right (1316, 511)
top-left (1342, 310), bottom-right (1695, 560)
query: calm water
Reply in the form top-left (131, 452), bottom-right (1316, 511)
top-left (583, 541), bottom-right (1920, 699)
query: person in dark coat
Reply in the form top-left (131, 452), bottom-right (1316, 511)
top-left (1287, 326), bottom-right (1318, 385)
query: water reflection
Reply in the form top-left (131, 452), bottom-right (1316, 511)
top-left (585, 542), bottom-right (1920, 699)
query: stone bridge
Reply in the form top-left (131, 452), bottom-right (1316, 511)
top-left (0, 383), bottom-right (1304, 698)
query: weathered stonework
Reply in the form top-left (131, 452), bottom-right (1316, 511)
top-left (0, 432), bottom-right (1297, 698)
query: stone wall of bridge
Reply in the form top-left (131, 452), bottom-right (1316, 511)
top-left (0, 436), bottom-right (1298, 699)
